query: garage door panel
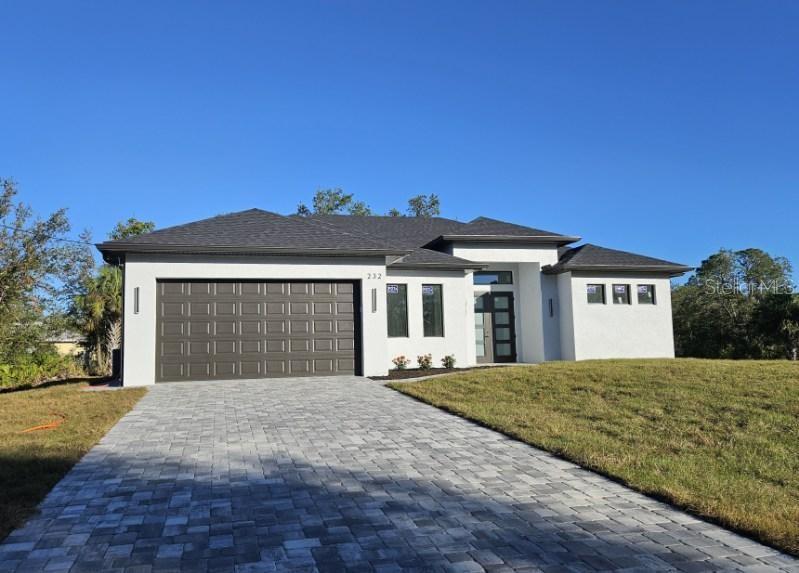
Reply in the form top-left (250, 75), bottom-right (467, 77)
top-left (156, 280), bottom-right (358, 382)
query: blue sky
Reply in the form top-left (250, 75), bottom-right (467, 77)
top-left (1, 1), bottom-right (797, 277)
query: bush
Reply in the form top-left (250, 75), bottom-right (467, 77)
top-left (441, 354), bottom-right (456, 369)
top-left (0, 352), bottom-right (84, 390)
top-left (417, 354), bottom-right (433, 370)
top-left (391, 355), bottom-right (410, 370)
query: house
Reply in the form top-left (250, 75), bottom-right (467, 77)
top-left (97, 209), bottom-right (691, 385)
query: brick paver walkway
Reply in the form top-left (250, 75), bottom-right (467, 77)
top-left (0, 377), bottom-right (796, 572)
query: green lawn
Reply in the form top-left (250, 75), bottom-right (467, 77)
top-left (389, 359), bottom-right (799, 556)
top-left (0, 381), bottom-right (146, 541)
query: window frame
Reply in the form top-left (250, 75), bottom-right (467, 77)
top-left (386, 283), bottom-right (409, 338)
top-left (612, 284), bottom-right (632, 305)
top-left (473, 270), bottom-right (513, 285)
top-left (637, 284), bottom-right (656, 305)
top-left (422, 284), bottom-right (445, 337)
top-left (586, 283), bottom-right (606, 304)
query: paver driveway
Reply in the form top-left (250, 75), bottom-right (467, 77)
top-left (0, 377), bottom-right (796, 573)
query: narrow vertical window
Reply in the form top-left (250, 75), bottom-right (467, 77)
top-left (386, 284), bottom-right (408, 337)
top-left (134, 287), bottom-right (140, 314)
top-left (422, 284), bottom-right (444, 337)
top-left (548, 298), bottom-right (554, 317)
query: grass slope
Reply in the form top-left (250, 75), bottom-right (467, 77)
top-left (0, 381), bottom-right (146, 541)
top-left (390, 359), bottom-right (799, 556)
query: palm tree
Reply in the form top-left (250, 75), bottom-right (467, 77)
top-left (73, 265), bottom-right (122, 375)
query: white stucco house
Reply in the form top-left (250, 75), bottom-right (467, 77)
top-left (97, 209), bottom-right (691, 386)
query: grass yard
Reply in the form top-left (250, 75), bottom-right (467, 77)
top-left (0, 381), bottom-right (146, 541)
top-left (389, 359), bottom-right (799, 556)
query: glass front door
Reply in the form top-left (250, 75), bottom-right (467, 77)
top-left (474, 293), bottom-right (516, 363)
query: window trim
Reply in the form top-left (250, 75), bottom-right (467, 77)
top-left (473, 270), bottom-right (513, 285)
top-left (612, 284), bottom-right (632, 305)
top-left (422, 283), bottom-right (445, 337)
top-left (637, 284), bottom-right (656, 305)
top-left (586, 283), bottom-right (606, 304)
top-left (386, 283), bottom-right (408, 338)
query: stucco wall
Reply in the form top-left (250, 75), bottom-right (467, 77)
top-left (566, 272), bottom-right (676, 360)
top-left (384, 269), bottom-right (475, 370)
top-left (122, 254), bottom-right (390, 385)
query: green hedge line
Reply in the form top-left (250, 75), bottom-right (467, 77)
top-left (0, 353), bottom-right (84, 390)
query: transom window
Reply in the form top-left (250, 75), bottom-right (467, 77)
top-left (637, 284), bottom-right (656, 304)
top-left (473, 271), bottom-right (513, 285)
top-left (386, 284), bottom-right (408, 337)
top-left (612, 284), bottom-right (631, 305)
top-left (586, 284), bottom-right (605, 304)
top-left (422, 284), bottom-right (444, 337)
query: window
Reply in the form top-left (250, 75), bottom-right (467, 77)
top-left (386, 284), bottom-right (408, 337)
top-left (612, 284), bottom-right (631, 305)
top-left (586, 284), bottom-right (605, 304)
top-left (637, 284), bottom-right (656, 304)
top-left (473, 271), bottom-right (513, 285)
top-left (422, 284), bottom-right (444, 337)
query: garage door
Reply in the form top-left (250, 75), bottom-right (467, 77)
top-left (155, 280), bottom-right (359, 381)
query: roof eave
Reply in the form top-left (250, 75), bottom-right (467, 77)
top-left (434, 234), bottom-right (581, 246)
top-left (388, 262), bottom-right (488, 271)
top-left (96, 242), bottom-right (409, 260)
top-left (542, 264), bottom-right (694, 277)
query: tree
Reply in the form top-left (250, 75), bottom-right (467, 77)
top-left (407, 194), bottom-right (440, 217)
top-left (110, 218), bottom-right (155, 240)
top-left (296, 189), bottom-right (444, 217)
top-left (0, 179), bottom-right (91, 361)
top-left (295, 188), bottom-right (373, 216)
top-left (71, 217), bottom-right (155, 374)
top-left (672, 248), bottom-right (795, 359)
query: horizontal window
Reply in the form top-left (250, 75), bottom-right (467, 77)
top-left (422, 284), bottom-right (444, 337)
top-left (612, 284), bottom-right (631, 305)
top-left (386, 284), bottom-right (408, 337)
top-left (473, 271), bottom-right (513, 285)
top-left (638, 284), bottom-right (656, 304)
top-left (586, 284), bottom-right (605, 304)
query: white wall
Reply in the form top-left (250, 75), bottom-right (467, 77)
top-left (122, 253), bottom-right (390, 386)
top-left (384, 269), bottom-right (475, 370)
top-left (557, 273), bottom-right (576, 360)
top-left (565, 272), bottom-right (676, 360)
top-left (540, 274), bottom-right (562, 360)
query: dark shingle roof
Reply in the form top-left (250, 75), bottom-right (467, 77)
top-left (97, 209), bottom-right (406, 259)
top-left (543, 244), bottom-right (692, 276)
top-left (301, 215), bottom-right (464, 249)
top-left (388, 248), bottom-right (485, 270)
top-left (303, 214), bottom-right (578, 248)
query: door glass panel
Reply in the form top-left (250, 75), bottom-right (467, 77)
top-left (474, 295), bottom-right (485, 311)
top-left (495, 327), bottom-right (511, 341)
top-left (474, 314), bottom-right (485, 357)
top-left (495, 311), bottom-right (510, 325)
top-left (496, 343), bottom-right (512, 356)
top-left (494, 296), bottom-right (509, 310)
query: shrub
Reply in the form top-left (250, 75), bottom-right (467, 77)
top-left (441, 354), bottom-right (456, 369)
top-left (0, 352), bottom-right (84, 390)
top-left (417, 354), bottom-right (433, 370)
top-left (391, 355), bottom-right (410, 370)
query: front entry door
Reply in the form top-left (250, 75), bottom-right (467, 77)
top-left (474, 293), bottom-right (517, 364)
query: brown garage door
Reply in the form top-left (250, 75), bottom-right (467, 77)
top-left (155, 280), bottom-right (359, 381)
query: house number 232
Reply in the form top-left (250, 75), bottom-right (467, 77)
top-left (367, 272), bottom-right (382, 280)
